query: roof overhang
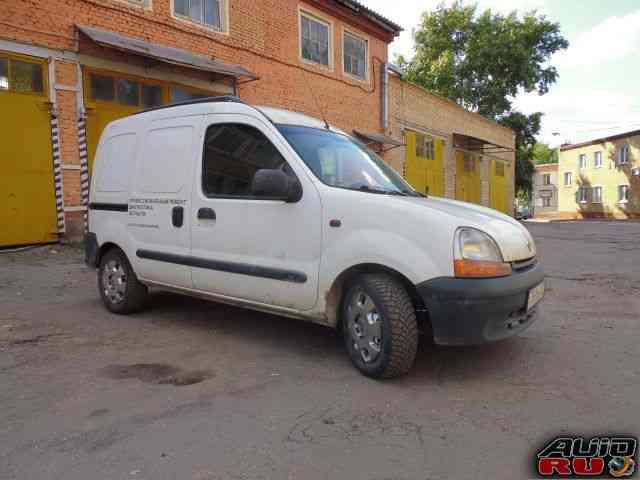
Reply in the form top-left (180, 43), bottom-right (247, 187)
top-left (77, 25), bottom-right (258, 81)
top-left (453, 133), bottom-right (514, 155)
top-left (354, 130), bottom-right (404, 151)
top-left (330, 0), bottom-right (403, 36)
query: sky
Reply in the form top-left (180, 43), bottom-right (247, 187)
top-left (362, 0), bottom-right (640, 146)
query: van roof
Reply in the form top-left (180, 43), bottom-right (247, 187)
top-left (128, 96), bottom-right (342, 133)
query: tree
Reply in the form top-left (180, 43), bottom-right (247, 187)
top-left (498, 112), bottom-right (541, 193)
top-left (533, 143), bottom-right (559, 165)
top-left (399, 1), bottom-right (568, 194)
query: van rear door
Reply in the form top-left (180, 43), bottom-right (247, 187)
top-left (128, 115), bottom-right (200, 288)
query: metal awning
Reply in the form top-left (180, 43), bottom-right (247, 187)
top-left (354, 130), bottom-right (404, 151)
top-left (453, 133), bottom-right (514, 155)
top-left (77, 25), bottom-right (258, 81)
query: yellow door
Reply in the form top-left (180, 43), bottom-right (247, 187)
top-left (490, 159), bottom-right (508, 213)
top-left (0, 53), bottom-right (57, 247)
top-left (84, 70), bottom-right (224, 174)
top-left (403, 130), bottom-right (444, 196)
top-left (455, 150), bottom-right (481, 204)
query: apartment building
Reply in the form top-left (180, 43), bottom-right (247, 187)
top-left (533, 163), bottom-right (558, 217)
top-left (558, 129), bottom-right (639, 219)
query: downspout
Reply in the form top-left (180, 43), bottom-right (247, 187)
top-left (380, 62), bottom-right (389, 131)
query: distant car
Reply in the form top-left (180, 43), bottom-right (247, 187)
top-left (85, 96), bottom-right (545, 379)
top-left (515, 206), bottom-right (531, 220)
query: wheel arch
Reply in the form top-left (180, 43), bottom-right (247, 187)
top-left (325, 263), bottom-right (426, 331)
top-left (96, 241), bottom-right (123, 266)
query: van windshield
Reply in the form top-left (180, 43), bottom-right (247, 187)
top-left (277, 125), bottom-right (421, 197)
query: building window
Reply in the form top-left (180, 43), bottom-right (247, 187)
top-left (618, 185), bottom-right (630, 203)
top-left (202, 123), bottom-right (294, 198)
top-left (174, 0), bottom-right (224, 31)
top-left (594, 151), bottom-right (603, 168)
top-left (170, 87), bottom-right (208, 103)
top-left (343, 31), bottom-right (367, 80)
top-left (579, 154), bottom-right (587, 169)
top-left (89, 72), bottom-right (165, 108)
top-left (543, 173), bottom-right (551, 185)
top-left (592, 186), bottom-right (603, 203)
top-left (618, 145), bottom-right (630, 165)
top-left (564, 172), bottom-right (572, 186)
top-left (0, 56), bottom-right (44, 94)
top-left (578, 187), bottom-right (588, 203)
top-left (542, 197), bottom-right (551, 208)
top-left (415, 134), bottom-right (434, 160)
top-left (300, 12), bottom-right (331, 67)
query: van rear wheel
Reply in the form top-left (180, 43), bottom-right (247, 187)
top-left (98, 248), bottom-right (149, 314)
top-left (342, 273), bottom-right (418, 379)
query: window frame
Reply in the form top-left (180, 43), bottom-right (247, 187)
top-left (0, 51), bottom-right (47, 98)
top-left (578, 187), bottom-right (589, 204)
top-left (564, 171), bottom-right (572, 187)
top-left (542, 196), bottom-right (551, 208)
top-left (113, 0), bottom-right (152, 10)
top-left (618, 145), bottom-right (630, 165)
top-left (579, 153), bottom-right (587, 170)
top-left (342, 29), bottom-right (369, 82)
top-left (172, 0), bottom-right (228, 34)
top-left (617, 184), bottom-right (630, 204)
top-left (543, 173), bottom-right (551, 186)
top-left (200, 121), bottom-right (300, 201)
top-left (299, 9), bottom-right (333, 70)
top-left (594, 150), bottom-right (603, 168)
top-left (591, 185), bottom-right (603, 204)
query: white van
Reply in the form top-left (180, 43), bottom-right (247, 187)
top-left (86, 97), bottom-right (544, 378)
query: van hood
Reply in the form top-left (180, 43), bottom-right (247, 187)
top-left (398, 195), bottom-right (536, 262)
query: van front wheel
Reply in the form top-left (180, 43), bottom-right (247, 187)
top-left (342, 274), bottom-right (418, 379)
top-left (98, 248), bottom-right (149, 314)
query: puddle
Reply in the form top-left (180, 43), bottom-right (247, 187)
top-left (101, 363), bottom-right (213, 386)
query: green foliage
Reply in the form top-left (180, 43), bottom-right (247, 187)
top-left (498, 112), bottom-right (541, 193)
top-left (402, 1), bottom-right (568, 118)
top-left (399, 1), bottom-right (568, 195)
top-left (533, 143), bottom-right (559, 165)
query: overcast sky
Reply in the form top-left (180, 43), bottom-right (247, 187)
top-left (362, 0), bottom-right (640, 146)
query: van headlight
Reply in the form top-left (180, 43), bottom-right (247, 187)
top-left (453, 227), bottom-right (512, 278)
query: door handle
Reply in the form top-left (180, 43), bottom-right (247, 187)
top-left (197, 207), bottom-right (216, 220)
top-left (172, 206), bottom-right (184, 228)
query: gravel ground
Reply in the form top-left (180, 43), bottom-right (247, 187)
top-left (1, 221), bottom-right (639, 480)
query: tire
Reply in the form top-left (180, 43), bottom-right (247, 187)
top-left (98, 247), bottom-right (149, 314)
top-left (341, 273), bottom-right (418, 379)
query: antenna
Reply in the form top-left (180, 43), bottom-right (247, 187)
top-left (305, 72), bottom-right (331, 130)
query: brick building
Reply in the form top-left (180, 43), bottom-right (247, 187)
top-left (383, 70), bottom-right (516, 215)
top-left (1, 0), bottom-right (515, 247)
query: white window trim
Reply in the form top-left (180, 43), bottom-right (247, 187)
top-left (591, 185), bottom-right (603, 204)
top-left (564, 171), bottom-right (572, 187)
top-left (594, 151), bottom-right (603, 168)
top-left (342, 28), bottom-right (370, 83)
top-left (114, 0), bottom-right (152, 10)
top-left (618, 145), bottom-right (630, 165)
top-left (171, 0), bottom-right (229, 35)
top-left (579, 154), bottom-right (587, 170)
top-left (578, 187), bottom-right (589, 204)
top-left (298, 8), bottom-right (334, 71)
top-left (542, 173), bottom-right (551, 186)
top-left (617, 184), bottom-right (630, 204)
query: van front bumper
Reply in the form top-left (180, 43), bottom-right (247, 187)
top-left (416, 261), bottom-right (545, 345)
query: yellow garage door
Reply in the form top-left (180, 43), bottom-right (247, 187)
top-left (0, 52), bottom-right (57, 247)
top-left (455, 150), bottom-right (481, 204)
top-left (85, 70), bottom-right (224, 173)
top-left (404, 130), bottom-right (444, 196)
top-left (490, 159), bottom-right (508, 214)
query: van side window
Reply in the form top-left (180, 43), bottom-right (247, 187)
top-left (203, 123), bottom-right (292, 198)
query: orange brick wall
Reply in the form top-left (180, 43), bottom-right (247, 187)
top-left (2, 0), bottom-right (392, 238)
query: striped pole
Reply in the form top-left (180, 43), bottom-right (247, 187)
top-left (78, 114), bottom-right (90, 233)
top-left (50, 113), bottom-right (65, 235)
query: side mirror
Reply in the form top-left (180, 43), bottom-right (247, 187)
top-left (252, 169), bottom-right (302, 203)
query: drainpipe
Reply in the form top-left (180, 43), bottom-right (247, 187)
top-left (381, 62), bottom-right (389, 131)
top-left (48, 57), bottom-right (57, 115)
